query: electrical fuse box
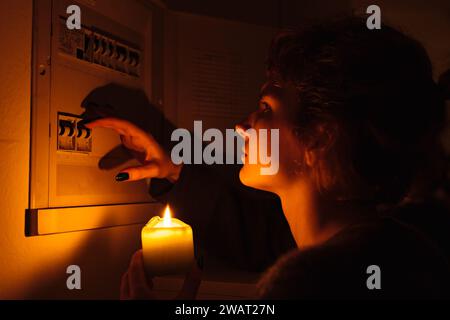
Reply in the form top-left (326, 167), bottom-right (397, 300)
top-left (27, 0), bottom-right (165, 235)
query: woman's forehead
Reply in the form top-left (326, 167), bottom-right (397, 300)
top-left (259, 81), bottom-right (283, 99)
top-left (259, 81), bottom-right (299, 105)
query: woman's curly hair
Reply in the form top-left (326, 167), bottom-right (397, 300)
top-left (267, 16), bottom-right (448, 205)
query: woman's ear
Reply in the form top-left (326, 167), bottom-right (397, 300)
top-left (304, 150), bottom-right (317, 167)
top-left (304, 122), bottom-right (338, 164)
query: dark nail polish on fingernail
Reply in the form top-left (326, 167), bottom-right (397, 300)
top-left (115, 172), bottom-right (129, 182)
top-left (196, 255), bottom-right (204, 270)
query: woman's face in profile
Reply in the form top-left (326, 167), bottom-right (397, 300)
top-left (236, 82), bottom-right (304, 193)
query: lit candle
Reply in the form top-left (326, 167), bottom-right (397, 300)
top-left (141, 205), bottom-right (195, 276)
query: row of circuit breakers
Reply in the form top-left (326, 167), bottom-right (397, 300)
top-left (56, 14), bottom-right (145, 154)
top-left (58, 16), bottom-right (142, 77)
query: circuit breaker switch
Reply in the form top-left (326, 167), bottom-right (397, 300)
top-left (58, 119), bottom-right (75, 137)
top-left (57, 113), bottom-right (92, 153)
top-left (76, 123), bottom-right (91, 139)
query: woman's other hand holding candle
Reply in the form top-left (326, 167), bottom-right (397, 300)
top-left (120, 250), bottom-right (155, 300)
top-left (85, 118), bottom-right (182, 183)
top-left (120, 250), bottom-right (203, 300)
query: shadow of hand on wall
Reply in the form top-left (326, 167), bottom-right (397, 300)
top-left (23, 84), bottom-right (177, 299)
top-left (80, 83), bottom-right (176, 170)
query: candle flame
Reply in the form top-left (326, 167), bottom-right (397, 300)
top-left (162, 205), bottom-right (172, 227)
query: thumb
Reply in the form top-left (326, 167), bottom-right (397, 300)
top-left (115, 163), bottom-right (161, 182)
top-left (176, 258), bottom-right (203, 300)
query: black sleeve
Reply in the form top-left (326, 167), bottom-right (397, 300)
top-left (257, 218), bottom-right (450, 299)
top-left (149, 164), bottom-right (296, 272)
top-left (256, 245), bottom-right (368, 299)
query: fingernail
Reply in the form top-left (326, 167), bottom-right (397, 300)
top-left (196, 255), bottom-right (204, 270)
top-left (115, 172), bottom-right (129, 182)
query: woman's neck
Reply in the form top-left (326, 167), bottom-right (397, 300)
top-left (277, 179), bottom-right (362, 249)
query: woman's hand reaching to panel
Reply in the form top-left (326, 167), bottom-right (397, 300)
top-left (85, 117), bottom-right (182, 183)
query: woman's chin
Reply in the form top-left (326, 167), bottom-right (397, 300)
top-left (239, 166), bottom-right (273, 192)
top-left (239, 166), bottom-right (256, 187)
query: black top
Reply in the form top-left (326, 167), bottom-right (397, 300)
top-left (258, 216), bottom-right (450, 299)
top-left (149, 164), bottom-right (450, 299)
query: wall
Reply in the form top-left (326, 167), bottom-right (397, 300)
top-left (164, 0), bottom-right (353, 28)
top-left (352, 0), bottom-right (450, 150)
top-left (0, 0), bottom-right (143, 299)
top-left (353, 0), bottom-right (450, 75)
top-left (164, 0), bottom-right (449, 73)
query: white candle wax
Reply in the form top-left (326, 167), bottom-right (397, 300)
top-left (141, 205), bottom-right (194, 276)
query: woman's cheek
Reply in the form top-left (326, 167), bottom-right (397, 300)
top-left (279, 129), bottom-right (305, 178)
top-left (239, 124), bottom-right (284, 189)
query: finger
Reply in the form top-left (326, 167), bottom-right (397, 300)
top-left (84, 117), bottom-right (141, 136)
top-left (86, 117), bottom-right (159, 153)
top-left (116, 163), bottom-right (161, 181)
top-left (176, 261), bottom-right (203, 300)
top-left (120, 271), bottom-right (130, 300)
top-left (121, 133), bottom-right (161, 157)
top-left (128, 250), bottom-right (151, 298)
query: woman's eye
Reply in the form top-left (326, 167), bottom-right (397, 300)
top-left (260, 102), bottom-right (272, 113)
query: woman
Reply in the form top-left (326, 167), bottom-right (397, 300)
top-left (86, 17), bottom-right (450, 299)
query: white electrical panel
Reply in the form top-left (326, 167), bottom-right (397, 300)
top-left (28, 0), bottom-right (165, 235)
